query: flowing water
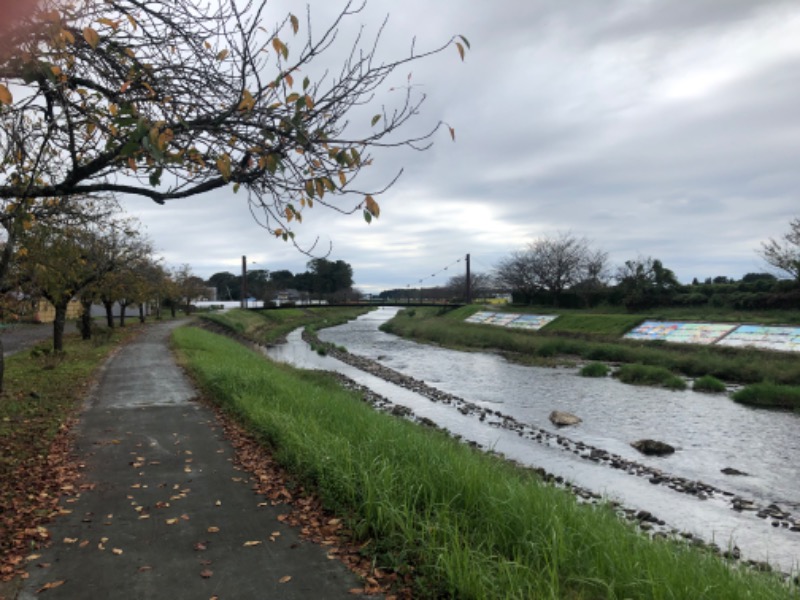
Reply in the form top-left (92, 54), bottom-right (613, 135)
top-left (266, 307), bottom-right (800, 574)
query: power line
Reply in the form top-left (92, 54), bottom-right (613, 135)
top-left (401, 256), bottom-right (465, 290)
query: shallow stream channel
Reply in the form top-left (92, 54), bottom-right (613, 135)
top-left (264, 307), bottom-right (800, 575)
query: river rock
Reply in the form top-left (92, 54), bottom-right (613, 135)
top-left (720, 467), bottom-right (748, 476)
top-left (631, 439), bottom-right (675, 456)
top-left (549, 410), bottom-right (582, 427)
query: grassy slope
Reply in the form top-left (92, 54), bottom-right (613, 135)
top-left (173, 325), bottom-right (794, 599)
top-left (381, 307), bottom-right (800, 386)
top-left (201, 306), bottom-right (370, 344)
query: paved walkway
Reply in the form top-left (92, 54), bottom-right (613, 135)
top-left (17, 321), bottom-right (364, 599)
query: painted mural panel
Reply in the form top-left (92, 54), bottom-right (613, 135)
top-left (505, 314), bottom-right (558, 330)
top-left (464, 312), bottom-right (558, 331)
top-left (624, 321), bottom-right (682, 341)
top-left (465, 311), bottom-right (495, 324)
top-left (717, 325), bottom-right (800, 352)
top-left (624, 321), bottom-right (736, 345)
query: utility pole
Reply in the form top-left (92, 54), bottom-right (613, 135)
top-left (465, 253), bottom-right (472, 304)
top-left (241, 255), bottom-right (247, 309)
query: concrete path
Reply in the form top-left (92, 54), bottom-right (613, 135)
top-left (17, 320), bottom-right (365, 600)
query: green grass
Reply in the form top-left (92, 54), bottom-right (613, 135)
top-left (173, 326), bottom-right (794, 599)
top-left (542, 314), bottom-right (644, 336)
top-left (615, 364), bottom-right (687, 390)
top-left (202, 306), bottom-right (370, 344)
top-left (732, 383), bottom-right (800, 410)
top-left (580, 362), bottom-right (610, 377)
top-left (693, 375), bottom-right (727, 394)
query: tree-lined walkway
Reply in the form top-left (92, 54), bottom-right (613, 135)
top-left (15, 321), bottom-right (363, 600)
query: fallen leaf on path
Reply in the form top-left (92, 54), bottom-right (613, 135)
top-left (207, 526), bottom-right (220, 533)
top-left (200, 569), bottom-right (213, 578)
top-left (63, 537), bottom-right (78, 544)
top-left (36, 580), bottom-right (66, 593)
top-left (279, 575), bottom-right (292, 584)
top-left (165, 518), bottom-right (179, 525)
top-left (137, 566), bottom-right (152, 573)
top-left (26, 554), bottom-right (41, 561)
top-left (79, 540), bottom-right (89, 548)
top-left (112, 548), bottom-right (123, 555)
top-left (242, 540), bottom-right (262, 547)
top-left (214, 500), bottom-right (221, 506)
top-left (193, 542), bottom-right (208, 551)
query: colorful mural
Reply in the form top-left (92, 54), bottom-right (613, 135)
top-left (465, 312), bottom-right (557, 331)
top-left (717, 325), bottom-right (800, 352)
top-left (505, 314), bottom-right (558, 330)
top-left (624, 321), bottom-right (736, 345)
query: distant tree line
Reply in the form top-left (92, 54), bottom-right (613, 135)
top-left (378, 221), bottom-right (800, 311)
top-left (206, 258), bottom-right (356, 303)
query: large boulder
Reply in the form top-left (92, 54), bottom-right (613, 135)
top-left (549, 410), bottom-right (582, 427)
top-left (631, 439), bottom-right (675, 456)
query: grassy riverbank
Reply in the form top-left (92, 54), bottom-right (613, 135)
top-left (201, 306), bottom-right (370, 344)
top-left (173, 325), bottom-right (795, 599)
top-left (0, 325), bottom-right (141, 581)
top-left (380, 307), bottom-right (800, 391)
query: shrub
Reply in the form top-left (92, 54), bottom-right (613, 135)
top-left (732, 383), bottom-right (800, 409)
top-left (616, 364), bottom-right (687, 390)
top-left (693, 375), bottom-right (726, 393)
top-left (580, 362), bottom-right (609, 377)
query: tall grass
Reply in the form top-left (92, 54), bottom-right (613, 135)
top-left (732, 383), bottom-right (800, 410)
top-left (616, 364), bottom-right (687, 390)
top-left (173, 326), bottom-right (794, 599)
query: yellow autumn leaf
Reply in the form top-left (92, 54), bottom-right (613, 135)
top-left (216, 49), bottom-right (229, 61)
top-left (112, 548), bottom-right (123, 555)
top-left (83, 27), bottom-right (100, 49)
top-left (338, 171), bottom-right (346, 187)
top-left (289, 14), bottom-right (299, 35)
top-left (98, 17), bottom-right (119, 31)
top-left (0, 84), bottom-right (12, 105)
top-left (365, 195), bottom-right (380, 218)
top-left (238, 89), bottom-right (255, 112)
top-left (126, 14), bottom-right (137, 31)
top-left (61, 29), bottom-right (75, 44)
top-left (207, 526), bottom-right (220, 533)
top-left (304, 94), bottom-right (314, 109)
top-left (216, 154), bottom-right (232, 180)
top-left (243, 540), bottom-right (262, 547)
top-left (165, 518), bottom-right (178, 525)
top-left (279, 575), bottom-right (292, 584)
top-left (285, 73), bottom-right (294, 88)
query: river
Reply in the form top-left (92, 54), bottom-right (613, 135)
top-left (265, 307), bottom-right (800, 575)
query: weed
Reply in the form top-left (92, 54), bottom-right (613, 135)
top-left (580, 362), bottom-right (609, 377)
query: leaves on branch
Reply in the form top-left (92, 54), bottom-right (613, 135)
top-left (0, 84), bottom-right (13, 105)
top-left (82, 27), bottom-right (100, 49)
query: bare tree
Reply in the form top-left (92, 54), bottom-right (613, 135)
top-left (495, 233), bottom-right (607, 306)
top-left (0, 0), bottom-right (468, 248)
top-left (759, 217), bottom-right (800, 282)
top-left (446, 272), bottom-right (494, 302)
top-left (495, 250), bottom-right (538, 303)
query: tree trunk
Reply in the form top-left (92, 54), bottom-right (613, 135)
top-left (0, 338), bottom-right (5, 394)
top-left (139, 303), bottom-right (145, 324)
top-left (170, 303), bottom-right (176, 318)
top-left (79, 299), bottom-right (93, 340)
top-left (119, 302), bottom-right (127, 327)
top-left (53, 300), bottom-right (68, 352)
top-left (103, 300), bottom-right (115, 328)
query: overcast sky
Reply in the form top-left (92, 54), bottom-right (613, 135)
top-left (120, 0), bottom-right (800, 293)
